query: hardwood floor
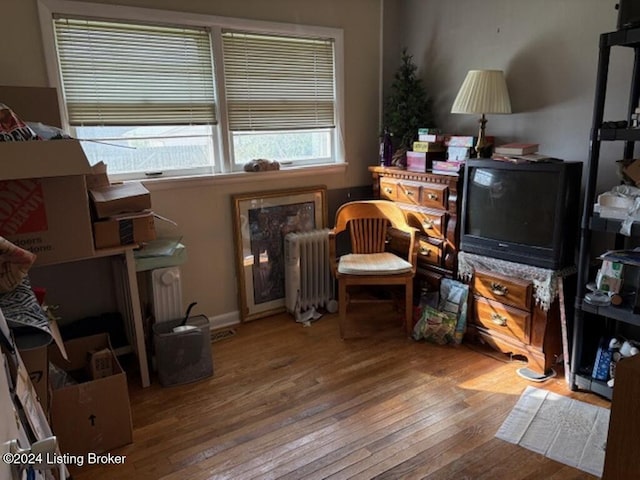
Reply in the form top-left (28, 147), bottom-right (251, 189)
top-left (73, 307), bottom-right (609, 480)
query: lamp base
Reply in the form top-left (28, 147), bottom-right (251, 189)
top-left (476, 144), bottom-right (494, 159)
top-left (475, 113), bottom-right (493, 158)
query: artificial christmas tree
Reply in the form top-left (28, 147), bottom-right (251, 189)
top-left (383, 48), bottom-right (435, 167)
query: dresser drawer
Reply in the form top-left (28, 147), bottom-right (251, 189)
top-left (473, 295), bottom-right (530, 344)
top-left (379, 178), bottom-right (397, 201)
top-left (472, 269), bottom-right (532, 310)
top-left (387, 231), bottom-right (442, 267)
top-left (403, 207), bottom-right (446, 239)
top-left (396, 181), bottom-right (421, 205)
top-left (417, 236), bottom-right (442, 266)
top-left (420, 183), bottom-right (448, 209)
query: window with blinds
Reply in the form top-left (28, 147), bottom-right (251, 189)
top-left (54, 18), bottom-right (216, 126)
top-left (52, 17), bottom-right (216, 178)
top-left (222, 31), bottom-right (335, 132)
top-left (222, 31), bottom-right (337, 168)
top-left (43, 3), bottom-right (343, 179)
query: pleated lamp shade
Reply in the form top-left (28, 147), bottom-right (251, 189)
top-left (451, 70), bottom-right (512, 114)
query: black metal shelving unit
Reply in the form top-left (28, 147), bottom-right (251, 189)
top-left (570, 27), bottom-right (640, 400)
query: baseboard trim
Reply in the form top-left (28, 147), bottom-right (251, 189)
top-left (208, 311), bottom-right (240, 330)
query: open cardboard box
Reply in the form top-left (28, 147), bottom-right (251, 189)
top-left (0, 86), bottom-right (95, 265)
top-left (48, 333), bottom-right (132, 456)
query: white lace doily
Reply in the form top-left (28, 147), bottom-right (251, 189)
top-left (457, 252), bottom-right (575, 311)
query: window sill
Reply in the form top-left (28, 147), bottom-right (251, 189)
top-left (139, 163), bottom-right (348, 191)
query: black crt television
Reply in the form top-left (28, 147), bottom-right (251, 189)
top-left (460, 159), bottom-right (583, 270)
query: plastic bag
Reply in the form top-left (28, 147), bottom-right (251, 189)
top-left (412, 305), bottom-right (458, 344)
top-left (439, 279), bottom-right (469, 344)
top-left (412, 279), bottom-right (469, 345)
top-left (0, 103), bottom-right (40, 141)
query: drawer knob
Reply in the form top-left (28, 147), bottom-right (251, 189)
top-left (419, 247), bottom-right (431, 256)
top-left (422, 220), bottom-right (434, 230)
top-left (490, 312), bottom-right (507, 326)
top-left (427, 193), bottom-right (438, 200)
top-left (384, 187), bottom-right (393, 194)
top-left (490, 282), bottom-right (508, 296)
top-left (406, 190), bottom-right (415, 196)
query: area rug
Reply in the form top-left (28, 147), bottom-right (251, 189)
top-left (496, 386), bottom-right (610, 477)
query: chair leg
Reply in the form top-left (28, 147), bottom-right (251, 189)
top-left (339, 279), bottom-right (348, 339)
top-left (405, 280), bottom-right (413, 337)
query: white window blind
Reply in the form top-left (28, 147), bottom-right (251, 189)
top-left (53, 17), bottom-right (216, 126)
top-left (222, 31), bottom-right (335, 131)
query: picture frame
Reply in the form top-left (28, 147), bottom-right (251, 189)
top-left (232, 186), bottom-right (327, 321)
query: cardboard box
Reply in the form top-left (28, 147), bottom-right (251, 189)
top-left (14, 313), bottom-right (68, 416)
top-left (0, 86), bottom-right (95, 265)
top-left (447, 146), bottom-right (473, 160)
top-left (93, 211), bottom-right (156, 249)
top-left (48, 334), bottom-right (132, 456)
top-left (90, 182), bottom-right (151, 219)
top-left (596, 260), bottom-right (624, 293)
top-left (623, 159), bottom-right (640, 186)
top-left (0, 85), bottom-right (63, 129)
top-left (412, 141), bottom-right (446, 153)
top-left (18, 344), bottom-right (49, 414)
top-left (85, 161), bottom-right (110, 190)
top-left (445, 135), bottom-right (476, 147)
top-left (406, 150), bottom-right (446, 172)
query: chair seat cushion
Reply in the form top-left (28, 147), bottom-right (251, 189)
top-left (337, 252), bottom-right (413, 275)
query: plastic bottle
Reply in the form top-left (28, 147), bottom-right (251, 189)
top-left (380, 128), bottom-right (393, 167)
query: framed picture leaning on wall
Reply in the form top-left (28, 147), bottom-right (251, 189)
top-left (232, 186), bottom-right (327, 321)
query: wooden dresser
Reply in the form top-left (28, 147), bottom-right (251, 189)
top-left (468, 266), bottom-right (564, 375)
top-left (368, 166), bottom-right (462, 289)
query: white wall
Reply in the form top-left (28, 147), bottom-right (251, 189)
top-left (384, 0), bottom-right (631, 194)
top-left (2, 0), bottom-right (382, 324)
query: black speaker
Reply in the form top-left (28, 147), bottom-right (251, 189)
top-left (617, 1), bottom-right (640, 30)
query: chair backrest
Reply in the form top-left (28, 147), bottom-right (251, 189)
top-left (333, 200), bottom-right (415, 255)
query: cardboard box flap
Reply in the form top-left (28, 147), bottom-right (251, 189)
top-left (89, 182), bottom-right (149, 204)
top-left (85, 162), bottom-right (110, 190)
top-left (0, 85), bottom-right (62, 129)
top-left (49, 333), bottom-right (111, 371)
top-left (0, 140), bottom-right (93, 179)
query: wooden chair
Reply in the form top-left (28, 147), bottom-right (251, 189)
top-left (328, 200), bottom-right (418, 338)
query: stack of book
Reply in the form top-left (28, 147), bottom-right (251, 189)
top-left (491, 142), bottom-right (557, 163)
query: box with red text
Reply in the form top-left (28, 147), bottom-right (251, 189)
top-left (0, 86), bottom-right (94, 265)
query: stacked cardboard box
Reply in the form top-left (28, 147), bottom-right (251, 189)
top-left (90, 182), bottom-right (156, 249)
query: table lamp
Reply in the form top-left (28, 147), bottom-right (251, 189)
top-left (451, 69), bottom-right (512, 157)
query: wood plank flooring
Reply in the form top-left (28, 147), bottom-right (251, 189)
top-left (73, 307), bottom-right (609, 480)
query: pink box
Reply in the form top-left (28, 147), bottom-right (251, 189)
top-left (406, 150), bottom-right (446, 172)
